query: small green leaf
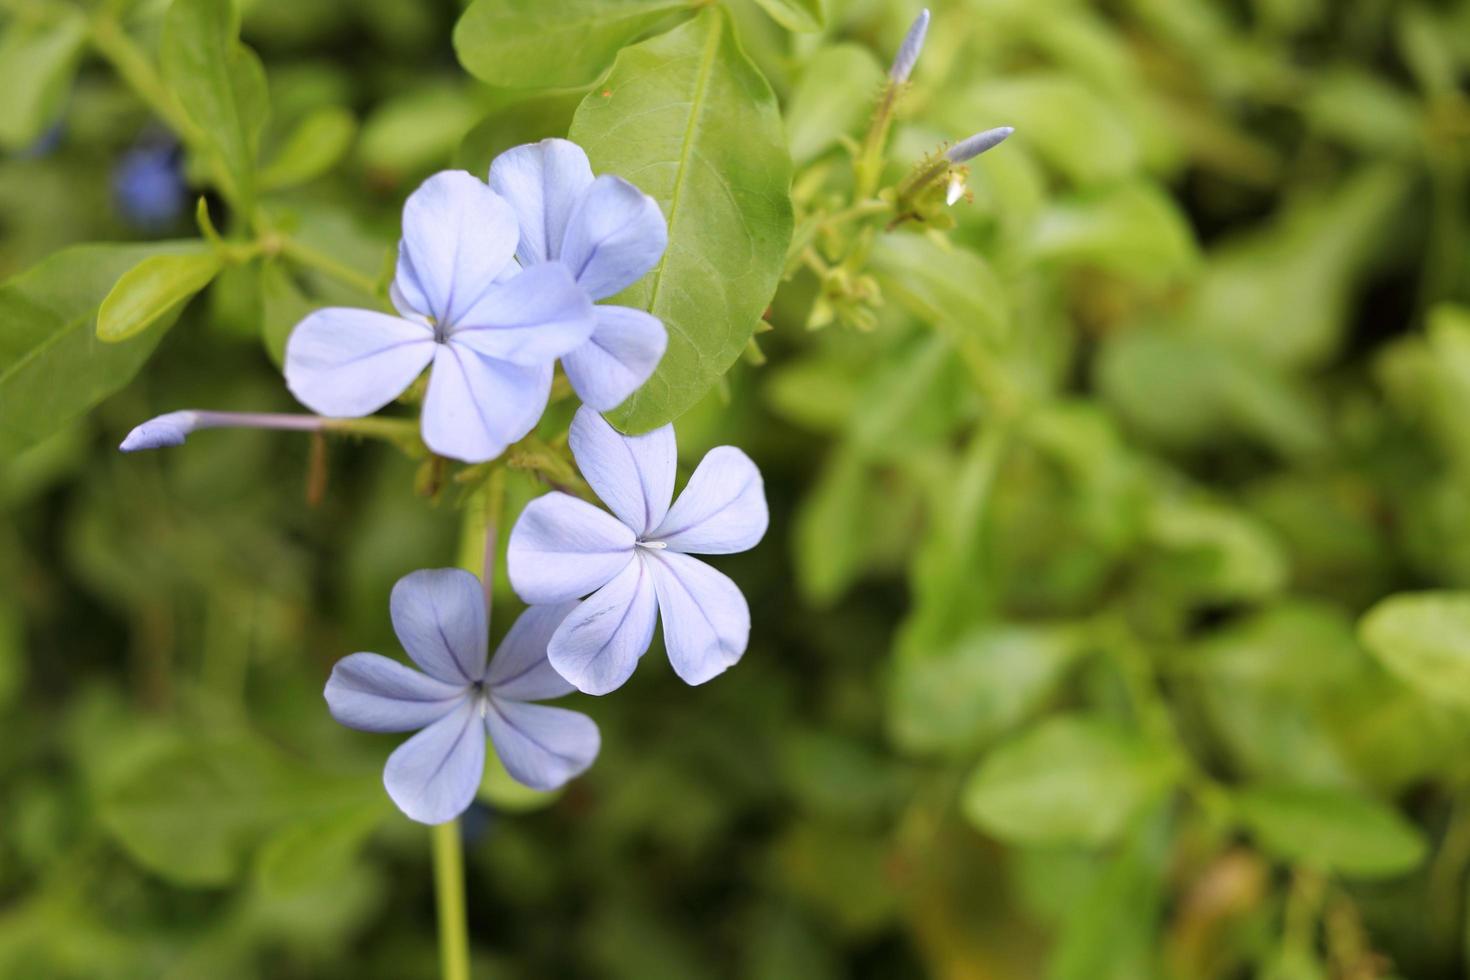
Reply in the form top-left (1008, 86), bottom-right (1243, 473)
top-left (750, 0), bottom-right (824, 33)
top-left (0, 242), bottom-right (205, 455)
top-left (1360, 591), bottom-right (1470, 710)
top-left (161, 0), bottom-right (270, 209)
top-left (97, 252), bottom-right (222, 343)
top-left (357, 84), bottom-right (481, 180)
top-left (570, 7), bottom-right (794, 431)
top-left (785, 44), bottom-right (885, 164)
top-left (455, 0), bottom-right (689, 89)
top-left (1027, 181), bottom-right (1199, 282)
top-left (961, 716), bottom-right (1177, 846)
top-left (872, 234), bottom-right (1010, 346)
top-left (253, 800), bottom-right (386, 897)
top-left (260, 260), bottom-right (316, 367)
top-left (889, 624), bottom-right (1089, 755)
top-left (1233, 784), bottom-right (1427, 879)
top-left (793, 450), bottom-right (868, 605)
top-left (259, 106), bottom-right (356, 190)
top-left (0, 10), bottom-right (86, 151)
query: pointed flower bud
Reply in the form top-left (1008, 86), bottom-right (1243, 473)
top-left (889, 9), bottom-right (930, 83)
top-left (944, 127), bottom-right (1014, 164)
top-left (119, 410), bottom-right (325, 452)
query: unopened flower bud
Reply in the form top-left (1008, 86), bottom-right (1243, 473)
top-left (889, 9), bottom-right (930, 83)
top-left (945, 126), bottom-right (1014, 163)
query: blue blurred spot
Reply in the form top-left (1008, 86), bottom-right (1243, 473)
top-left (112, 140), bottom-right (186, 231)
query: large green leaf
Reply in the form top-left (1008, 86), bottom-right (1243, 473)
top-left (455, 0), bottom-right (689, 89)
top-left (961, 716), bottom-right (1177, 846)
top-left (161, 0), bottom-right (270, 210)
top-left (0, 9), bottom-right (87, 151)
top-left (1233, 784), bottom-right (1427, 879)
top-left (1359, 591), bottom-right (1470, 710)
top-left (0, 242), bottom-right (205, 455)
top-left (750, 0), bottom-right (824, 33)
top-left (570, 7), bottom-right (794, 431)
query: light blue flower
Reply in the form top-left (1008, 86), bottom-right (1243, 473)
top-left (507, 407), bottom-right (767, 695)
top-left (489, 139), bottom-right (668, 411)
top-left (325, 568), bottom-right (599, 825)
top-left (284, 170), bottom-right (595, 463)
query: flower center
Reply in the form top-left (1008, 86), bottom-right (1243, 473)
top-left (635, 539), bottom-right (668, 551)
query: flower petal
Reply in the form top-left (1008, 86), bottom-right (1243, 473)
top-left (324, 652), bottom-right (468, 733)
top-left (562, 306), bottom-right (668, 412)
top-left (390, 568), bottom-right (489, 684)
top-left (485, 698), bottom-right (600, 791)
top-left (485, 602), bottom-right (580, 701)
top-left (383, 699), bottom-right (486, 824)
top-left (646, 551), bottom-right (750, 686)
top-left (284, 308), bottom-right (434, 417)
top-left (568, 405), bottom-right (675, 537)
top-left (487, 139), bottom-right (594, 266)
top-left (649, 446), bottom-right (768, 554)
top-left (548, 556), bottom-right (658, 695)
top-left (421, 344), bottom-right (551, 463)
top-left (559, 175), bottom-right (667, 300)
top-left (450, 262), bottom-right (593, 365)
top-left (395, 170), bottom-right (518, 325)
top-left (506, 491), bottom-right (636, 604)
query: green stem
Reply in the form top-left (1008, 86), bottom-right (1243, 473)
top-left (87, 14), bottom-right (202, 146)
top-left (431, 820), bottom-right (471, 980)
top-left (280, 237), bottom-right (381, 296)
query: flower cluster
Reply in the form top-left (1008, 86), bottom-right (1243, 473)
top-left (119, 138), bottom-right (769, 825)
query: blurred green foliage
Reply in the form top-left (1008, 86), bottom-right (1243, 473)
top-left (2, 0), bottom-right (1470, 977)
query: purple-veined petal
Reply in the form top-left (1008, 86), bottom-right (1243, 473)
top-left (450, 262), bottom-right (594, 365)
top-left (568, 405), bottom-right (675, 537)
top-left (487, 139), bottom-right (594, 266)
top-left (485, 602), bottom-right (579, 701)
top-left (395, 170), bottom-right (518, 326)
top-left (389, 568), bottom-right (489, 685)
top-left (421, 345), bottom-right (551, 463)
top-left (484, 697), bottom-right (599, 791)
top-left (548, 556), bottom-right (658, 695)
top-left (506, 491), bottom-right (636, 604)
top-left (558, 175), bottom-right (667, 300)
top-left (324, 652), bottom-right (468, 733)
top-left (562, 306), bottom-right (667, 412)
top-left (646, 551), bottom-right (750, 686)
top-left (649, 447), bottom-right (768, 554)
top-left (383, 699), bottom-right (486, 824)
top-left (284, 308), bottom-right (434, 417)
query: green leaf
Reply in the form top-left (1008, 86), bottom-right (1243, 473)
top-left (357, 83), bottom-right (481, 181)
top-left (871, 234), bottom-right (1010, 347)
top-left (0, 10), bottom-right (86, 151)
top-left (259, 106), bottom-right (356, 191)
top-left (260, 260), bottom-right (316, 367)
top-left (1027, 181), bottom-right (1199, 283)
top-left (253, 801), bottom-right (386, 897)
top-left (96, 252), bottom-right (223, 343)
top-left (161, 0), bottom-right (270, 210)
top-left (1359, 591), bottom-right (1470, 710)
top-left (750, 0), bottom-right (824, 33)
top-left (793, 450), bottom-right (868, 605)
top-left (0, 242), bottom-right (204, 455)
top-left (890, 624), bottom-right (1089, 755)
top-left (961, 716), bottom-right (1177, 846)
top-left (785, 44), bottom-right (885, 164)
top-left (570, 7), bottom-right (794, 431)
top-left (455, 0), bottom-right (689, 89)
top-left (1233, 784), bottom-right (1427, 879)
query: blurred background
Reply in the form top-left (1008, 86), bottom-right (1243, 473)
top-left (2, 0), bottom-right (1469, 977)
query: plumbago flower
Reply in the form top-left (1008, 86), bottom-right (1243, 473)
top-left (285, 170), bottom-right (595, 463)
top-left (507, 407), bottom-right (767, 695)
top-left (489, 139), bottom-right (668, 410)
top-left (324, 568), bottom-right (599, 824)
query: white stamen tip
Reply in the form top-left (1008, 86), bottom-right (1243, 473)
top-left (636, 539), bottom-right (669, 550)
top-left (946, 173), bottom-right (966, 206)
